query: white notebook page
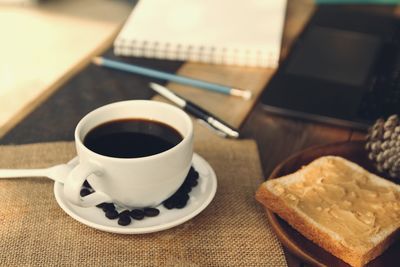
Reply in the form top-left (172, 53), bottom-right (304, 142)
top-left (114, 0), bottom-right (287, 67)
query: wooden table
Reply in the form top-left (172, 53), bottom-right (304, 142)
top-left (0, 0), bottom-right (132, 137)
top-left (1, 1), bottom-right (398, 266)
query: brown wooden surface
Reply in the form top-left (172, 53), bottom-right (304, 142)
top-left (2, 1), bottom-right (397, 266)
top-left (166, 63), bottom-right (275, 128)
top-left (0, 28), bottom-right (122, 140)
top-left (0, 0), bottom-right (133, 139)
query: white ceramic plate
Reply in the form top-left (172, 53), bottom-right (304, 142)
top-left (54, 153), bottom-right (217, 234)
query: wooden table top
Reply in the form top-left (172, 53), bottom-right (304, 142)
top-left (0, 0), bottom-right (132, 138)
top-left (1, 1), bottom-right (399, 266)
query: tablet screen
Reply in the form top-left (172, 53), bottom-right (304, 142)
top-left (286, 26), bottom-right (381, 87)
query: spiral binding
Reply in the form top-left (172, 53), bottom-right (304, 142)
top-left (114, 38), bottom-right (278, 68)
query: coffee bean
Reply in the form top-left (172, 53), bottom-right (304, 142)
top-left (176, 194), bottom-right (190, 209)
top-left (189, 179), bottom-right (198, 187)
top-left (181, 181), bottom-right (191, 190)
top-left (105, 209), bottom-right (119, 219)
top-left (130, 209), bottom-right (145, 220)
top-left (175, 200), bottom-right (186, 209)
top-left (182, 186), bottom-right (192, 194)
top-left (167, 195), bottom-right (180, 205)
top-left (189, 168), bottom-right (198, 177)
top-left (163, 195), bottom-right (178, 209)
top-left (96, 202), bottom-right (107, 209)
top-left (99, 166), bottom-right (199, 221)
top-left (182, 183), bottom-right (192, 194)
top-left (83, 180), bottom-right (91, 188)
top-left (189, 168), bottom-right (199, 178)
top-left (102, 203), bottom-right (115, 212)
top-left (178, 182), bottom-right (191, 192)
top-left (187, 175), bottom-right (197, 183)
top-left (181, 193), bottom-right (190, 201)
top-left (144, 208), bottom-right (160, 217)
top-left (163, 200), bottom-right (175, 209)
top-left (118, 215), bottom-right (131, 226)
top-left (119, 210), bottom-right (130, 217)
top-left (80, 188), bottom-right (92, 197)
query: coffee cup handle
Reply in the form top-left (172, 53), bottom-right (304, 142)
top-left (64, 163), bottom-right (112, 207)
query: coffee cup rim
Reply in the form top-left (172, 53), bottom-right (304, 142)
top-left (74, 100), bottom-right (193, 162)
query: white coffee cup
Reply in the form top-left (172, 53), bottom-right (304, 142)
top-left (63, 100), bottom-right (193, 208)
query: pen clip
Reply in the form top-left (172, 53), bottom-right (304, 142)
top-left (196, 119), bottom-right (228, 138)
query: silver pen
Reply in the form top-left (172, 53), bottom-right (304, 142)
top-left (149, 83), bottom-right (240, 138)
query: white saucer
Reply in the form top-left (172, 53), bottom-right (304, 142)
top-left (54, 153), bottom-right (217, 234)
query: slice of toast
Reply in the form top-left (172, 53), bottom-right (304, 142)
top-left (256, 156), bottom-right (400, 267)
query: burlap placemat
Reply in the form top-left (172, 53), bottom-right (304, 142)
top-left (0, 128), bottom-right (286, 266)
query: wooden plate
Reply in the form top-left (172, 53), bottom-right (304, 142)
top-left (266, 141), bottom-right (400, 267)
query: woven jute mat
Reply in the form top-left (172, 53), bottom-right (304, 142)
top-left (0, 125), bottom-right (287, 266)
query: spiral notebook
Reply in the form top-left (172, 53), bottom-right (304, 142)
top-left (114, 0), bottom-right (287, 68)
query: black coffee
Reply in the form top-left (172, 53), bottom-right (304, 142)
top-left (83, 119), bottom-right (183, 158)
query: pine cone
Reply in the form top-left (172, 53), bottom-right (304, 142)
top-left (366, 114), bottom-right (400, 179)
